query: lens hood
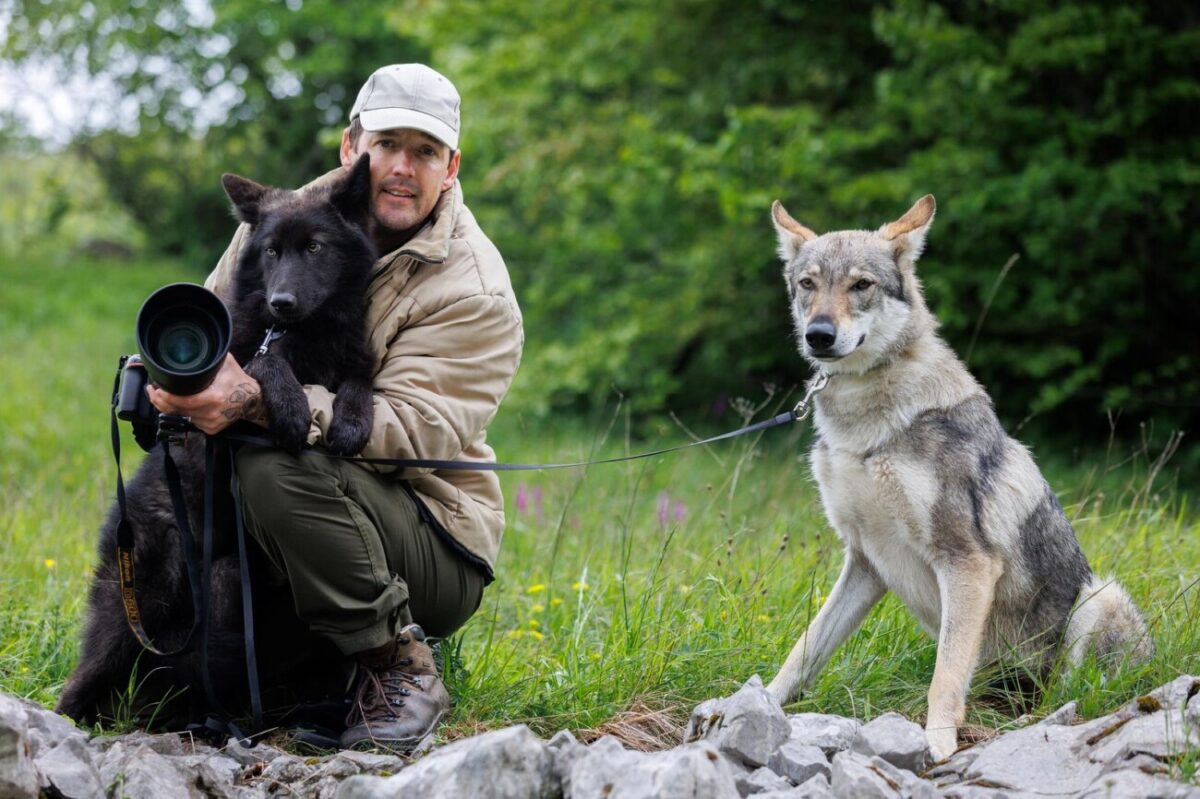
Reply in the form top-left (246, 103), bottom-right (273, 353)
top-left (135, 283), bottom-right (232, 396)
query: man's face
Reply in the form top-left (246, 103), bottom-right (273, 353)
top-left (340, 127), bottom-right (460, 248)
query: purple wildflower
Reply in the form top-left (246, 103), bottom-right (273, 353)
top-left (515, 484), bottom-right (529, 513)
top-left (532, 486), bottom-right (544, 520)
top-left (657, 491), bottom-right (670, 529)
top-left (674, 500), bottom-right (687, 523)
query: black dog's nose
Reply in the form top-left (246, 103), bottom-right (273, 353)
top-left (270, 292), bottom-right (297, 312)
top-left (805, 319), bottom-right (837, 351)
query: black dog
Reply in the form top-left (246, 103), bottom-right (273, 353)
top-left (57, 157), bottom-right (378, 726)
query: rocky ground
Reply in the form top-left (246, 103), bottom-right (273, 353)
top-left (2, 675), bottom-right (1198, 798)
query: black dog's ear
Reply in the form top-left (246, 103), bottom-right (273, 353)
top-left (330, 154), bottom-right (372, 223)
top-left (221, 174), bottom-right (272, 225)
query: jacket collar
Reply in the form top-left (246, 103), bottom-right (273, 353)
top-left (305, 168), bottom-right (462, 266)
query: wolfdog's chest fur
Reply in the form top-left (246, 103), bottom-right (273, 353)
top-left (806, 335), bottom-right (1092, 661)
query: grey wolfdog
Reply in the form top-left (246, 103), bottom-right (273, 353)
top-left (766, 195), bottom-right (1153, 761)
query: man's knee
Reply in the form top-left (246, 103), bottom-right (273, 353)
top-left (234, 447), bottom-right (339, 524)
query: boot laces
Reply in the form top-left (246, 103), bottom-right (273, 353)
top-left (346, 658), bottom-right (420, 726)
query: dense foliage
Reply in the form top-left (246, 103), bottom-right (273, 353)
top-left (4, 0), bottom-right (1198, 443)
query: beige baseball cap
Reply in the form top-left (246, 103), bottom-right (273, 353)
top-left (349, 64), bottom-right (461, 150)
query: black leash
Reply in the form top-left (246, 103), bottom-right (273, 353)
top-left (219, 373), bottom-right (829, 472)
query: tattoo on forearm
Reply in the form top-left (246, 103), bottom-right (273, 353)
top-left (223, 382), bottom-right (268, 424)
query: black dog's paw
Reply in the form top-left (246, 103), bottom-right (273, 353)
top-left (269, 399), bottom-right (312, 455)
top-left (326, 379), bottom-right (374, 456)
top-left (325, 416), bottom-right (371, 456)
top-left (56, 673), bottom-right (98, 724)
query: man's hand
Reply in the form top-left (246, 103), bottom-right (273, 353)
top-left (146, 353), bottom-right (270, 434)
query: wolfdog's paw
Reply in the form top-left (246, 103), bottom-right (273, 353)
top-left (325, 416), bottom-right (371, 456)
top-left (684, 696), bottom-right (728, 743)
top-left (925, 726), bottom-right (958, 762)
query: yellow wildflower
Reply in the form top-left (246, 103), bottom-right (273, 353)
top-left (571, 581), bottom-right (589, 592)
top-left (528, 618), bottom-right (541, 629)
top-left (549, 598), bottom-right (563, 607)
top-left (526, 583), bottom-right (546, 595)
top-left (531, 604), bottom-right (545, 614)
top-left (527, 630), bottom-right (545, 641)
top-left (43, 559), bottom-right (57, 569)
top-left (758, 614), bottom-right (771, 622)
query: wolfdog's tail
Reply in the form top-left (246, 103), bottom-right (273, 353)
top-left (1065, 575), bottom-right (1154, 667)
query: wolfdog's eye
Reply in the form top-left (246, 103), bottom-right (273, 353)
top-left (852, 279), bottom-right (874, 291)
top-left (265, 247), bottom-right (277, 257)
top-left (799, 277), bottom-right (815, 291)
top-left (308, 242), bottom-right (322, 253)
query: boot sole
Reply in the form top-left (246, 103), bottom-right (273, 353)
top-left (340, 708), bottom-right (447, 753)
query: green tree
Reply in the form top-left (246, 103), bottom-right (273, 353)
top-left (3, 0), bottom-right (425, 262)
top-left (414, 0), bottom-right (1200, 439)
top-left (5, 0), bottom-right (1198, 443)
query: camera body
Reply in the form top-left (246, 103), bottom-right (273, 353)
top-left (115, 355), bottom-right (156, 425)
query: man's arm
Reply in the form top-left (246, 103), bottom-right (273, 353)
top-left (304, 293), bottom-right (523, 472)
top-left (146, 354), bottom-right (269, 434)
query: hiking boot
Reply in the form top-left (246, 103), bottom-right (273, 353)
top-left (340, 624), bottom-right (450, 750)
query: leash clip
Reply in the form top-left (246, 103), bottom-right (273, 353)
top-left (254, 325), bottom-right (286, 358)
top-left (792, 371), bottom-right (830, 422)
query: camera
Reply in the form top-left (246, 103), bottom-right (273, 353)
top-left (115, 283), bottom-right (233, 436)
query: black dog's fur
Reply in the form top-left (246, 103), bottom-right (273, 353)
top-left (57, 157), bottom-right (379, 726)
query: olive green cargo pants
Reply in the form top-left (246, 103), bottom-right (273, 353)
top-left (234, 447), bottom-right (486, 655)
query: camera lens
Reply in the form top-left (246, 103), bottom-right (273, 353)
top-left (135, 284), bottom-right (232, 396)
top-left (155, 321), bottom-right (212, 372)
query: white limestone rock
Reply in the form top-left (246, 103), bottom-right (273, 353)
top-left (850, 711), bottom-right (931, 774)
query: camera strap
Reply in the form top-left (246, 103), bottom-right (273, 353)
top-left (111, 403), bottom-right (259, 742)
top-left (229, 446), bottom-right (265, 733)
top-left (109, 403), bottom-right (200, 657)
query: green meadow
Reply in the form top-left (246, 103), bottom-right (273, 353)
top-left (0, 250), bottom-right (1196, 779)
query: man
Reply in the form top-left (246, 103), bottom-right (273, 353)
top-left (147, 64), bottom-right (523, 750)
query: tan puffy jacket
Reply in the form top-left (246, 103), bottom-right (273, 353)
top-left (205, 173), bottom-right (523, 579)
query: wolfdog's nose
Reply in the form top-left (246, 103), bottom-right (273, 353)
top-left (270, 292), bottom-right (297, 312)
top-left (805, 319), bottom-right (837, 351)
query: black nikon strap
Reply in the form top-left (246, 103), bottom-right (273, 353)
top-left (110, 411), bottom-right (193, 655)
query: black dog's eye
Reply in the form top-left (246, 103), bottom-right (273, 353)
top-left (798, 277), bottom-right (816, 291)
top-left (307, 242), bottom-right (322, 253)
top-left (852, 279), bottom-right (874, 291)
top-left (265, 247), bottom-right (277, 257)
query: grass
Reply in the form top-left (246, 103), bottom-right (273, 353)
top-left (1, 249), bottom-right (1197, 778)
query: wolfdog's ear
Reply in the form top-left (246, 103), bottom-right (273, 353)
top-left (879, 195), bottom-right (936, 269)
top-left (330, 154), bottom-right (372, 224)
top-left (771, 200), bottom-right (818, 262)
top-left (221, 174), bottom-right (271, 225)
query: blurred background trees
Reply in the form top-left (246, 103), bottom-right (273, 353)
top-left (3, 0), bottom-right (1198, 449)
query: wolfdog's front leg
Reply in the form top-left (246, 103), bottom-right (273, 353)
top-left (767, 549), bottom-right (885, 704)
top-left (925, 552), bottom-right (1002, 762)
